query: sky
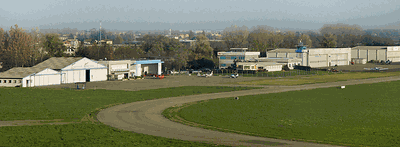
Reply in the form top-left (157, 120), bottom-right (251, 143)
top-left (1, 0), bottom-right (400, 32)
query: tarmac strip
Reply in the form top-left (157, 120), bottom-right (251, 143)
top-left (97, 76), bottom-right (400, 147)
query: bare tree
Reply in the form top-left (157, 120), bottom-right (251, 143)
top-left (5, 24), bottom-right (34, 67)
top-left (222, 25), bottom-right (249, 48)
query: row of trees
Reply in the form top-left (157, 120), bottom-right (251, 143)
top-left (221, 24), bottom-right (396, 50)
top-left (73, 33), bottom-right (216, 71)
top-left (0, 25), bottom-right (69, 71)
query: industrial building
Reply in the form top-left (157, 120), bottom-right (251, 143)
top-left (0, 57), bottom-right (108, 87)
top-left (217, 48), bottom-right (260, 69)
top-left (267, 49), bottom-right (298, 58)
top-left (351, 46), bottom-right (400, 62)
top-left (97, 59), bottom-right (164, 80)
top-left (33, 57), bottom-right (107, 84)
top-left (0, 67), bottom-right (61, 87)
top-left (266, 42), bottom-right (352, 68)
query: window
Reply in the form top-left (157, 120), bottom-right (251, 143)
top-left (221, 64), bottom-right (226, 67)
top-left (240, 56), bottom-right (245, 60)
top-left (231, 56), bottom-right (237, 59)
top-left (3, 80), bottom-right (5, 83)
top-left (220, 56), bottom-right (226, 59)
top-left (0, 80), bottom-right (2, 83)
top-left (244, 66), bottom-right (250, 70)
top-left (14, 80), bottom-right (16, 83)
top-left (8, 80), bottom-right (11, 83)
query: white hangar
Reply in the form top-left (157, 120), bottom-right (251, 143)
top-left (0, 67), bottom-right (61, 87)
top-left (351, 46), bottom-right (400, 62)
top-left (0, 57), bottom-right (107, 87)
top-left (266, 42), bottom-right (352, 68)
top-left (33, 57), bottom-right (107, 84)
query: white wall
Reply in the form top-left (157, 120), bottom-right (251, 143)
top-left (265, 65), bottom-right (282, 72)
top-left (90, 69), bottom-right (107, 82)
top-left (62, 57), bottom-right (107, 83)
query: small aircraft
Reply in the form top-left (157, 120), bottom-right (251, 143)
top-left (198, 71), bottom-right (213, 77)
top-left (364, 67), bottom-right (389, 71)
top-left (230, 73), bottom-right (239, 78)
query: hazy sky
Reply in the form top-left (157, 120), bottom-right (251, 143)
top-left (1, 0), bottom-right (400, 31)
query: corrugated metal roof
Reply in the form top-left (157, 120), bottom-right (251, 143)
top-left (0, 67), bottom-right (48, 78)
top-left (33, 57), bottom-right (83, 70)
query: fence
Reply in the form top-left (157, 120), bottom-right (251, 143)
top-left (211, 68), bottom-right (331, 78)
top-left (341, 68), bottom-right (400, 73)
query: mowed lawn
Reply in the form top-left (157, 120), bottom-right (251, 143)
top-left (231, 71), bottom-right (400, 85)
top-left (0, 86), bottom-right (260, 147)
top-left (165, 81), bottom-right (400, 147)
top-left (0, 86), bottom-right (260, 121)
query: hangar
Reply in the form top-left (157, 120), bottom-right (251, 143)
top-left (266, 42), bottom-right (351, 68)
top-left (0, 67), bottom-right (61, 87)
top-left (33, 57), bottom-right (107, 84)
top-left (0, 57), bottom-right (107, 87)
top-left (351, 46), bottom-right (400, 62)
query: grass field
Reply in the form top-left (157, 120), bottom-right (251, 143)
top-left (163, 81), bottom-right (400, 147)
top-left (0, 122), bottom-right (230, 147)
top-left (0, 86), bottom-right (260, 121)
top-left (231, 71), bottom-right (400, 85)
top-left (0, 86), bottom-right (261, 146)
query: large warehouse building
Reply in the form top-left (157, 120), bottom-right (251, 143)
top-left (351, 46), bottom-right (400, 62)
top-left (0, 57), bottom-right (108, 87)
top-left (266, 42), bottom-right (352, 68)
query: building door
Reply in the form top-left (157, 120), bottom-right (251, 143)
top-left (86, 70), bottom-right (90, 82)
top-left (26, 80), bottom-right (29, 87)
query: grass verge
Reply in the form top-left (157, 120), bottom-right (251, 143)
top-left (231, 71), bottom-right (400, 85)
top-left (163, 81), bottom-right (400, 147)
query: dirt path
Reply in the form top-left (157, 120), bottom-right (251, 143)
top-left (96, 76), bottom-right (400, 147)
top-left (0, 119), bottom-right (77, 127)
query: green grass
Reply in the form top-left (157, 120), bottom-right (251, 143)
top-left (0, 122), bottom-right (229, 147)
top-left (233, 71), bottom-right (400, 85)
top-left (0, 86), bottom-right (260, 121)
top-left (0, 86), bottom-right (262, 146)
top-left (164, 81), bottom-right (400, 147)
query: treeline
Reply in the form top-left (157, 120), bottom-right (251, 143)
top-left (0, 24), bottom-right (217, 72)
top-left (0, 25), bottom-right (69, 72)
top-left (221, 24), bottom-right (396, 51)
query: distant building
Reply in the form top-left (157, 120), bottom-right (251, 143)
top-left (217, 48), bottom-right (260, 69)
